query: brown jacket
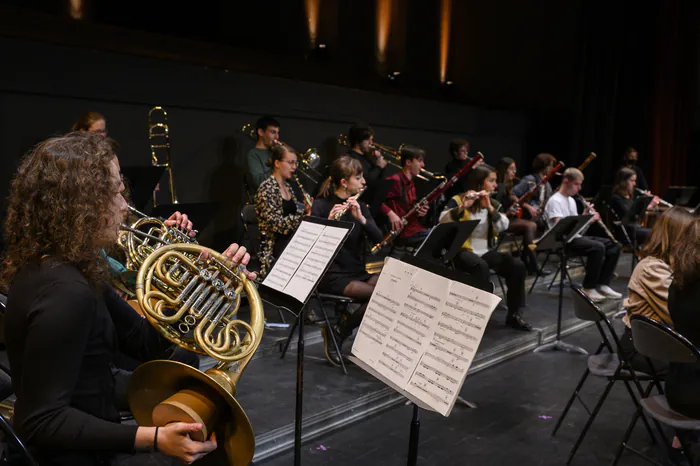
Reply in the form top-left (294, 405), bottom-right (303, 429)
top-left (623, 256), bottom-right (673, 328)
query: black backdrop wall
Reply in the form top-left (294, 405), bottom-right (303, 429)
top-left (0, 37), bottom-right (528, 250)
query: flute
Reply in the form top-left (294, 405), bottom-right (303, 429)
top-left (332, 187), bottom-right (366, 220)
top-left (635, 188), bottom-right (672, 208)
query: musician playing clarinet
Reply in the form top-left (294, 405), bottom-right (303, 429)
top-left (512, 153), bottom-right (556, 229)
top-left (311, 156), bottom-right (383, 367)
top-left (543, 168), bottom-right (622, 303)
top-left (380, 146), bottom-right (430, 249)
top-left (440, 166), bottom-right (531, 331)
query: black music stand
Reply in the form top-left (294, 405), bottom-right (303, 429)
top-left (397, 255), bottom-right (495, 466)
top-left (414, 221), bottom-right (479, 265)
top-left (663, 186), bottom-right (697, 206)
top-left (120, 165), bottom-right (166, 211)
top-left (257, 217), bottom-right (353, 466)
top-left (530, 215), bottom-right (592, 354)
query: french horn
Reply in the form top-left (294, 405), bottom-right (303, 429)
top-left (120, 212), bottom-right (263, 465)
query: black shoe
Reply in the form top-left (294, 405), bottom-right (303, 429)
top-left (321, 326), bottom-right (345, 367)
top-left (506, 313), bottom-right (533, 331)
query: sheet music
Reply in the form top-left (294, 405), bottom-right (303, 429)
top-left (262, 221), bottom-right (325, 293)
top-left (352, 257), bottom-right (500, 417)
top-left (283, 225), bottom-right (348, 303)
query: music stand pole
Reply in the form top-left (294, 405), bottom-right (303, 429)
top-left (407, 404), bottom-right (420, 466)
top-left (295, 307), bottom-right (304, 466)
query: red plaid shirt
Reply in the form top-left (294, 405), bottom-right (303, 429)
top-left (381, 171), bottom-right (427, 239)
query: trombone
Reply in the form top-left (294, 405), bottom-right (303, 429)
top-left (241, 123), bottom-right (322, 184)
top-left (337, 134), bottom-right (445, 182)
top-left (148, 106), bottom-right (178, 206)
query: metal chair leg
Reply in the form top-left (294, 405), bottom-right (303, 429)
top-left (529, 252), bottom-right (551, 294)
top-left (553, 368), bottom-right (591, 437)
top-left (566, 380), bottom-right (616, 464)
top-left (320, 305), bottom-right (348, 375)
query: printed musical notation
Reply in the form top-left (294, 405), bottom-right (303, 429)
top-left (351, 258), bottom-right (500, 417)
top-left (262, 221), bottom-right (349, 304)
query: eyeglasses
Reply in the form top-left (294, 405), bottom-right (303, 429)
top-left (283, 160), bottom-right (298, 167)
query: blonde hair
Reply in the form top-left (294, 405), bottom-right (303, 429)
top-left (562, 167), bottom-right (583, 181)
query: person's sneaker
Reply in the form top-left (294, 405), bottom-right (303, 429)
top-left (584, 288), bottom-right (606, 303)
top-left (596, 285), bottom-right (623, 299)
top-left (321, 326), bottom-right (344, 367)
top-left (505, 313), bottom-right (533, 331)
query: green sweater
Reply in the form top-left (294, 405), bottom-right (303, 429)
top-left (247, 147), bottom-right (272, 191)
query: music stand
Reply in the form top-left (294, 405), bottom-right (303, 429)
top-left (663, 186), bottom-right (697, 206)
top-left (531, 215), bottom-right (592, 354)
top-left (120, 165), bottom-right (166, 211)
top-left (257, 217), bottom-right (353, 466)
top-left (414, 221), bottom-right (479, 264)
top-left (397, 255), bottom-right (495, 466)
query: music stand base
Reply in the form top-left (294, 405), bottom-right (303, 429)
top-left (534, 339), bottom-right (588, 355)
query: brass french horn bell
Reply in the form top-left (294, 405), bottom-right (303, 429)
top-left (127, 243), bottom-right (264, 466)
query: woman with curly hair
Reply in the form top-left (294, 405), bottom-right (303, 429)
top-left (0, 132), bottom-right (255, 465)
top-left (72, 111), bottom-right (107, 134)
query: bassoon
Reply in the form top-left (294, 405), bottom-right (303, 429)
top-left (370, 152), bottom-right (484, 254)
top-left (507, 162), bottom-right (565, 218)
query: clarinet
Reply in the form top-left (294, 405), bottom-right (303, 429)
top-left (575, 194), bottom-right (619, 244)
top-left (293, 174), bottom-right (313, 210)
top-left (370, 153), bottom-right (483, 255)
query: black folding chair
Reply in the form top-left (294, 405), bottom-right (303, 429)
top-left (552, 285), bottom-right (662, 465)
top-left (623, 316), bottom-right (700, 465)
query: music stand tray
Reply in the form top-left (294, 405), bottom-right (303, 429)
top-left (624, 196), bottom-right (653, 225)
top-left (663, 186), bottom-right (697, 206)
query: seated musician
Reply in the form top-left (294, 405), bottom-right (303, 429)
top-left (254, 143), bottom-right (311, 276)
top-left (381, 145), bottom-right (430, 249)
top-left (512, 153), bottom-right (556, 229)
top-left (619, 207), bottom-right (695, 374)
top-left (311, 156), bottom-right (383, 366)
top-left (440, 166), bottom-right (531, 331)
top-left (609, 167), bottom-right (660, 246)
top-left (543, 168), bottom-right (622, 303)
top-left (665, 217), bottom-right (700, 420)
top-left (444, 139), bottom-right (471, 199)
top-left (0, 132), bottom-right (256, 465)
top-left (246, 116), bottom-right (281, 192)
top-left (346, 123), bottom-right (388, 218)
top-left (494, 157), bottom-right (550, 276)
top-left (72, 111), bottom-right (107, 134)
top-left (620, 147), bottom-right (649, 192)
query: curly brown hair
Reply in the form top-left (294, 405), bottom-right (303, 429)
top-left (72, 111), bottom-right (105, 132)
top-left (0, 132), bottom-right (120, 291)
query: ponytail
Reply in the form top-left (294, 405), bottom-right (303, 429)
top-left (319, 156), bottom-right (363, 199)
top-left (317, 176), bottom-right (335, 199)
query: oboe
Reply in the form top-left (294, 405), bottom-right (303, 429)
top-left (333, 187), bottom-right (366, 220)
top-left (575, 194), bottom-right (619, 244)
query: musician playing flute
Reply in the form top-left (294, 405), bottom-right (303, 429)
top-left (440, 166), bottom-right (532, 331)
top-left (543, 168), bottom-right (622, 303)
top-left (380, 146), bottom-right (431, 249)
top-left (311, 156), bottom-right (383, 366)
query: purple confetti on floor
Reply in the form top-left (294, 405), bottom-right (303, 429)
top-left (539, 415), bottom-right (552, 420)
top-left (316, 445), bottom-right (327, 451)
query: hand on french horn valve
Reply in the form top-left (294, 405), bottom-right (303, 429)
top-left (198, 243), bottom-right (257, 280)
top-left (164, 211), bottom-right (197, 237)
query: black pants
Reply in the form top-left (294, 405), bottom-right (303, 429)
top-left (453, 250), bottom-right (527, 317)
top-left (567, 236), bottom-right (622, 289)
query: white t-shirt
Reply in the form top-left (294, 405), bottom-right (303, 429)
top-left (544, 192), bottom-right (578, 229)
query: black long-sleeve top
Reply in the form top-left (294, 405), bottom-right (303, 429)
top-left (347, 150), bottom-right (388, 217)
top-left (311, 194), bottom-right (383, 279)
top-left (4, 260), bottom-right (174, 465)
top-left (666, 280), bottom-right (700, 418)
top-left (609, 194), bottom-right (633, 221)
